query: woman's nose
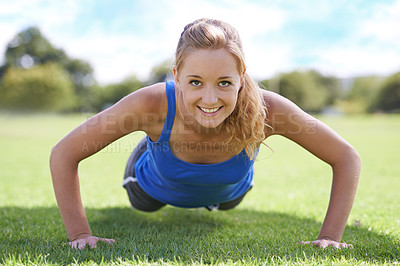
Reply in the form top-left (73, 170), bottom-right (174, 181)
top-left (201, 87), bottom-right (218, 104)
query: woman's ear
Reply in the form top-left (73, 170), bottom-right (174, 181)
top-left (240, 71), bottom-right (246, 90)
top-left (173, 66), bottom-right (180, 88)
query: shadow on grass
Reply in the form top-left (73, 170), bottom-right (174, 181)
top-left (0, 206), bottom-right (399, 264)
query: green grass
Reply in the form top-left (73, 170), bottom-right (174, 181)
top-left (0, 113), bottom-right (399, 265)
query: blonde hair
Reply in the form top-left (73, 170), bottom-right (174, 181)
top-left (175, 18), bottom-right (267, 160)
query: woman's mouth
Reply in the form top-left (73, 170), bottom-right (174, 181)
top-left (198, 106), bottom-right (223, 115)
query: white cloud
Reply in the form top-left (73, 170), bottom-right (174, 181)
top-left (0, 1), bottom-right (81, 29)
top-left (0, 0), bottom-right (81, 64)
top-left (0, 25), bottom-right (16, 64)
top-left (0, 0), bottom-right (290, 83)
top-left (154, 0), bottom-right (288, 80)
top-left (310, 0), bottom-right (400, 77)
top-left (312, 45), bottom-right (400, 78)
top-left (358, 0), bottom-right (400, 47)
top-left (1, 0), bottom-right (399, 85)
top-left (0, 0), bottom-right (34, 16)
top-left (57, 30), bottom-right (171, 83)
top-left (53, 0), bottom-right (288, 83)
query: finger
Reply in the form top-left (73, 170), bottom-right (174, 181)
top-left (88, 238), bottom-right (115, 248)
top-left (89, 241), bottom-right (97, 249)
top-left (340, 243), bottom-right (353, 249)
top-left (70, 241), bottom-right (79, 250)
top-left (78, 241), bottom-right (87, 250)
top-left (331, 242), bottom-right (340, 249)
top-left (300, 241), bottom-right (310, 245)
top-left (101, 238), bottom-right (116, 245)
top-left (106, 239), bottom-right (116, 244)
top-left (315, 241), bottom-right (328, 249)
top-left (325, 241), bottom-right (336, 248)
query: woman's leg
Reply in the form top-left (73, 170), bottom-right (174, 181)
top-left (206, 186), bottom-right (253, 211)
top-left (122, 137), bottom-right (166, 212)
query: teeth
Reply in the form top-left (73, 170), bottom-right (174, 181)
top-left (200, 107), bottom-right (220, 113)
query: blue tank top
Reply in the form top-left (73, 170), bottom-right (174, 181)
top-left (134, 81), bottom-right (256, 208)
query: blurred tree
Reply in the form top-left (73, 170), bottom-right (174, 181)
top-left (64, 59), bottom-right (95, 94)
top-left (88, 75), bottom-right (143, 112)
top-left (259, 78), bottom-right (279, 94)
top-left (1, 26), bottom-right (95, 111)
top-left (313, 71), bottom-right (340, 106)
top-left (372, 72), bottom-right (400, 112)
top-left (5, 27), bottom-right (68, 68)
top-left (261, 70), bottom-right (339, 113)
top-left (0, 64), bottom-right (7, 80)
top-left (63, 59), bottom-right (95, 111)
top-left (342, 76), bottom-right (384, 113)
top-left (147, 59), bottom-right (173, 85)
top-left (0, 63), bottom-right (76, 111)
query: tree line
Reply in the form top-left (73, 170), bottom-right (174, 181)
top-left (0, 27), bottom-right (399, 113)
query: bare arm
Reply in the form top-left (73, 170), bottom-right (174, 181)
top-left (263, 90), bottom-right (361, 248)
top-left (50, 83), bottom-right (166, 248)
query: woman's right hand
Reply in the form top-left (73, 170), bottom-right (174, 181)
top-left (69, 235), bottom-right (115, 250)
top-left (50, 83), bottom-right (165, 251)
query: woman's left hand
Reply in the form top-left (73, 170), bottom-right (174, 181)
top-left (301, 239), bottom-right (353, 249)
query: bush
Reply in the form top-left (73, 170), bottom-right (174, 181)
top-left (87, 75), bottom-right (143, 112)
top-left (372, 72), bottom-right (400, 113)
top-left (262, 70), bottom-right (339, 113)
top-left (341, 76), bottom-right (384, 114)
top-left (0, 63), bottom-right (77, 111)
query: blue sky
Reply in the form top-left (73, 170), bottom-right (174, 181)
top-left (0, 0), bottom-right (399, 84)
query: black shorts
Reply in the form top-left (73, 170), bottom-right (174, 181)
top-left (122, 137), bottom-right (252, 212)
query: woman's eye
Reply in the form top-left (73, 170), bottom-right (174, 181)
top-left (190, 80), bottom-right (202, 86)
top-left (219, 81), bottom-right (231, 87)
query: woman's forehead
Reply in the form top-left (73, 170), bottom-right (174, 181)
top-left (179, 48), bottom-right (241, 76)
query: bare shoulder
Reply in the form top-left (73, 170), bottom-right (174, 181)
top-left (119, 82), bottom-right (167, 116)
top-left (261, 89), bottom-right (314, 136)
top-left (261, 89), bottom-right (300, 115)
top-left (50, 82), bottom-right (168, 162)
top-left (97, 82), bottom-right (168, 134)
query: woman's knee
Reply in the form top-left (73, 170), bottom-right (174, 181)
top-left (131, 203), bottom-right (165, 212)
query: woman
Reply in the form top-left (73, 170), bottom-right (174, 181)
top-left (50, 18), bottom-right (361, 250)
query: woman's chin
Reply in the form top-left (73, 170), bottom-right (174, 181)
top-left (196, 119), bottom-right (224, 131)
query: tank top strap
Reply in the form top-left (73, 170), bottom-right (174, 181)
top-left (157, 81), bottom-right (176, 143)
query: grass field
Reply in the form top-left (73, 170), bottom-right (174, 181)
top-left (0, 113), bottom-right (399, 265)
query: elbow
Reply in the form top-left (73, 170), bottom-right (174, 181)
top-left (346, 147), bottom-right (361, 189)
top-left (343, 142), bottom-right (361, 166)
top-left (351, 147), bottom-right (361, 182)
top-left (49, 142), bottom-right (70, 173)
top-left (49, 142), bottom-right (79, 184)
top-left (50, 141), bottom-right (62, 161)
top-left (49, 141), bottom-right (80, 174)
top-left (330, 144), bottom-right (361, 180)
top-left (335, 145), bottom-right (361, 182)
top-left (49, 145), bottom-right (58, 183)
top-left (49, 143), bottom-right (61, 173)
top-left (349, 145), bottom-right (361, 173)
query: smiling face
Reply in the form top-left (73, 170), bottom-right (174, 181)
top-left (174, 48), bottom-right (242, 130)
